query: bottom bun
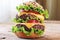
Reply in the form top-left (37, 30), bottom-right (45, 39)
top-left (15, 32), bottom-right (41, 39)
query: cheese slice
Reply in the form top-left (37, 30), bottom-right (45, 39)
top-left (25, 23), bottom-right (34, 28)
top-left (24, 23), bottom-right (45, 29)
top-left (30, 13), bottom-right (44, 20)
top-left (15, 23), bottom-right (45, 29)
top-left (24, 23), bottom-right (45, 28)
top-left (16, 23), bottom-right (45, 29)
top-left (18, 12), bottom-right (28, 16)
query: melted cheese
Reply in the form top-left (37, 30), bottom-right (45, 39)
top-left (30, 13), bottom-right (44, 20)
top-left (35, 14), bottom-right (44, 20)
top-left (25, 23), bottom-right (34, 28)
top-left (25, 23), bottom-right (44, 28)
top-left (18, 12), bottom-right (28, 16)
top-left (16, 23), bottom-right (45, 29)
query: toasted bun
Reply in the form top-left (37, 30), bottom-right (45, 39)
top-left (24, 1), bottom-right (44, 10)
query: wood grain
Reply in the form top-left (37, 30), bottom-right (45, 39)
top-left (36, 0), bottom-right (47, 9)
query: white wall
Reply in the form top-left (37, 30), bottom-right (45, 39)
top-left (0, 0), bottom-right (11, 23)
top-left (0, 0), bottom-right (35, 23)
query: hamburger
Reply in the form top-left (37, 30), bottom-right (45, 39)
top-left (12, 1), bottom-right (48, 39)
top-left (12, 23), bottom-right (45, 38)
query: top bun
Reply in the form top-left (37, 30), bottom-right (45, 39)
top-left (23, 1), bottom-right (44, 11)
top-left (16, 1), bottom-right (48, 18)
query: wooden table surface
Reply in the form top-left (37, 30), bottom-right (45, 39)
top-left (0, 21), bottom-right (60, 40)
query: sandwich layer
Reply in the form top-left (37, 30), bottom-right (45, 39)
top-left (12, 23), bottom-right (45, 37)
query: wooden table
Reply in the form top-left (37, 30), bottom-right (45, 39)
top-left (0, 21), bottom-right (60, 40)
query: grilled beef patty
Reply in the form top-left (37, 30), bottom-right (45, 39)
top-left (16, 14), bottom-right (40, 21)
top-left (16, 24), bottom-right (31, 32)
top-left (32, 24), bottom-right (44, 31)
top-left (16, 24), bottom-right (44, 32)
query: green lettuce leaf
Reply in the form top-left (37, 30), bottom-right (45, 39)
top-left (12, 26), bottom-right (19, 32)
top-left (12, 26), bottom-right (44, 36)
top-left (13, 18), bottom-right (26, 23)
top-left (43, 9), bottom-right (49, 18)
top-left (35, 29), bottom-right (44, 35)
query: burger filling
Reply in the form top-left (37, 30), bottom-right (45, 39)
top-left (12, 24), bottom-right (44, 36)
top-left (13, 1), bottom-right (49, 23)
top-left (13, 14), bottom-right (44, 23)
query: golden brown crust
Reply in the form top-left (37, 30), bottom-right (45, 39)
top-left (24, 1), bottom-right (44, 9)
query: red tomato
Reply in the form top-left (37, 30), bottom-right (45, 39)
top-left (28, 10), bottom-right (39, 14)
top-left (27, 20), bottom-right (39, 23)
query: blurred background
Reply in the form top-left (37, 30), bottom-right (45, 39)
top-left (0, 0), bottom-right (60, 23)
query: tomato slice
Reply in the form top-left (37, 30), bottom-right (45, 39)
top-left (27, 20), bottom-right (39, 23)
top-left (28, 10), bottom-right (39, 14)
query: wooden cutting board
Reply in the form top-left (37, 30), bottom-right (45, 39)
top-left (0, 21), bottom-right (60, 40)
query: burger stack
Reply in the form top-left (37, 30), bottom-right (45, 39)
top-left (12, 1), bottom-right (48, 39)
